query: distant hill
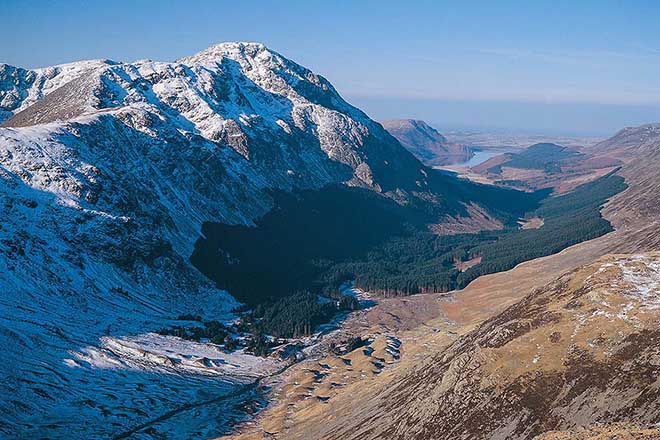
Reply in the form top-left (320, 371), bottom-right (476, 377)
top-left (587, 123), bottom-right (660, 159)
top-left (475, 142), bottom-right (582, 174)
top-left (470, 141), bottom-right (621, 193)
top-left (381, 119), bottom-right (472, 166)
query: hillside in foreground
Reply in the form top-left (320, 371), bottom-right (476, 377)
top-left (229, 253), bottom-right (660, 440)
top-left (226, 123), bottom-right (660, 440)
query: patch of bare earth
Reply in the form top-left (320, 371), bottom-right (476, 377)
top-left (430, 203), bottom-right (503, 235)
top-left (551, 166), bottom-right (619, 194)
top-left (518, 217), bottom-right (544, 230)
top-left (471, 153), bottom-right (512, 173)
top-left (455, 256), bottom-right (482, 272)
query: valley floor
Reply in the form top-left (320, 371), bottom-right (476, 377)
top-left (222, 237), bottom-right (611, 440)
top-left (220, 148), bottom-right (660, 440)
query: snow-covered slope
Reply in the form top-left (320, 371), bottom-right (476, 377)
top-left (0, 42), bottom-right (438, 438)
top-left (2, 43), bottom-right (427, 192)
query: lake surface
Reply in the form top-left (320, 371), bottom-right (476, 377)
top-left (451, 148), bottom-right (518, 168)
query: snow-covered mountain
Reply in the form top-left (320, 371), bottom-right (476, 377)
top-left (0, 42), bottom-right (445, 438)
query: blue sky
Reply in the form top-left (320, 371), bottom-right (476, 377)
top-left (2, 0), bottom-right (660, 135)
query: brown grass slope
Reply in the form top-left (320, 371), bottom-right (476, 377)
top-left (328, 254), bottom-right (660, 440)
top-left (224, 124), bottom-right (660, 440)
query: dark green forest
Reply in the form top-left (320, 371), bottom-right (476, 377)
top-left (332, 170), bottom-right (625, 294)
top-left (190, 170), bottom-right (625, 339)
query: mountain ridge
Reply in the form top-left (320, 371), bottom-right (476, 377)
top-left (381, 118), bottom-right (473, 165)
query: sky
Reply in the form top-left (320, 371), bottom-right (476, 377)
top-left (2, 0), bottom-right (660, 136)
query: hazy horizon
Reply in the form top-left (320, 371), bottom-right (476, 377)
top-left (3, 0), bottom-right (660, 136)
top-left (350, 96), bottom-right (660, 137)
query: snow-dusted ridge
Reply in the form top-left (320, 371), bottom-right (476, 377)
top-left (0, 42), bottom-right (431, 438)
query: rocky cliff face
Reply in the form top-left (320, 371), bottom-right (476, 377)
top-left (381, 119), bottom-right (472, 165)
top-left (2, 43), bottom-right (428, 192)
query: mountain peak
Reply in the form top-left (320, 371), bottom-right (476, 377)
top-left (207, 41), bottom-right (268, 52)
top-left (390, 118), bottom-right (436, 131)
top-left (177, 41), bottom-right (280, 66)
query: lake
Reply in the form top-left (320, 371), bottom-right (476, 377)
top-left (452, 150), bottom-right (506, 167)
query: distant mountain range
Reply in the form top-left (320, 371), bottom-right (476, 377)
top-left (442, 129), bottom-right (603, 149)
